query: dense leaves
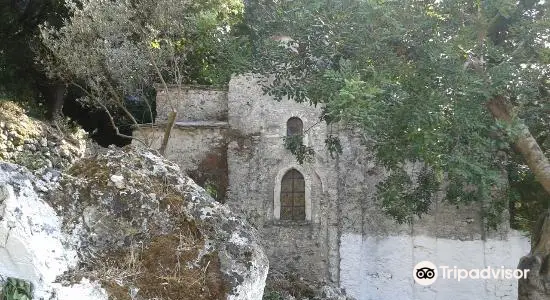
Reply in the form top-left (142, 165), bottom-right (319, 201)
top-left (4, 0), bottom-right (550, 230)
top-left (248, 0), bottom-right (550, 228)
top-left (284, 134), bottom-right (315, 164)
top-left (0, 278), bottom-right (33, 300)
top-left (38, 0), bottom-right (248, 130)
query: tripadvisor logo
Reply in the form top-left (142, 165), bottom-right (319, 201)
top-left (413, 261), bottom-right (438, 286)
top-left (413, 261), bottom-right (530, 286)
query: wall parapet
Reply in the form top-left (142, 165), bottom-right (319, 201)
top-left (154, 83), bottom-right (228, 91)
top-left (155, 87), bottom-right (228, 122)
top-left (137, 121), bottom-right (229, 129)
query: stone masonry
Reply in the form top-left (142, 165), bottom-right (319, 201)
top-left (134, 74), bottom-right (531, 300)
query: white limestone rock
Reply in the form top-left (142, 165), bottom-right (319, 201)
top-left (51, 278), bottom-right (108, 300)
top-left (0, 145), bottom-right (268, 300)
top-left (0, 163), bottom-right (103, 300)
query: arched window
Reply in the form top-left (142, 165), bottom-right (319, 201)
top-left (280, 169), bottom-right (305, 220)
top-left (287, 117), bottom-right (303, 137)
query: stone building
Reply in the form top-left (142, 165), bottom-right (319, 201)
top-left (134, 74), bottom-right (531, 300)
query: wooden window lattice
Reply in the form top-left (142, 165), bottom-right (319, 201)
top-left (280, 169), bottom-right (305, 221)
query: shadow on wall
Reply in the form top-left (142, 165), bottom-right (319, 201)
top-left (189, 128), bottom-right (262, 203)
top-left (187, 144), bottom-right (229, 203)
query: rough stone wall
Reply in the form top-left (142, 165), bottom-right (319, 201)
top-left (0, 101), bottom-right (86, 171)
top-left (226, 74), bottom-right (341, 284)
top-left (134, 85), bottom-right (229, 202)
top-left (155, 86), bottom-right (228, 121)
top-left (135, 125), bottom-right (227, 174)
top-left (226, 75), bottom-right (530, 299)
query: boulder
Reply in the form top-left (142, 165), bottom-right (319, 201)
top-left (0, 145), bottom-right (268, 300)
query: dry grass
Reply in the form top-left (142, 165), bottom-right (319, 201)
top-left (0, 101), bottom-right (41, 139)
top-left (79, 221), bottom-right (227, 300)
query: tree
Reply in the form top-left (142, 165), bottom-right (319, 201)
top-left (247, 0), bottom-right (550, 298)
top-left (39, 0), bottom-right (246, 154)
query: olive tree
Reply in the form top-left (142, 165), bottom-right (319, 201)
top-left (39, 0), bottom-right (244, 153)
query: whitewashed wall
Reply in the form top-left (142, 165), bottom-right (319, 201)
top-left (340, 233), bottom-right (530, 300)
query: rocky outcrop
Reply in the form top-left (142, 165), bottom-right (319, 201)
top-left (0, 101), bottom-right (86, 171)
top-left (0, 143), bottom-right (268, 299)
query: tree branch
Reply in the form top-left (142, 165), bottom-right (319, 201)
top-left (69, 81), bottom-right (148, 147)
top-left (487, 95), bottom-right (550, 197)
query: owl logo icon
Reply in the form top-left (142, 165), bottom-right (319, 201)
top-left (413, 261), bottom-right (438, 285)
top-left (416, 267), bottom-right (435, 279)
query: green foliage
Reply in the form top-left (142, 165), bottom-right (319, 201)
top-left (1, 278), bottom-right (33, 300)
top-left (39, 0), bottom-right (249, 121)
top-left (283, 135), bottom-right (315, 164)
top-left (508, 155), bottom-right (550, 232)
top-left (248, 0), bottom-right (550, 226)
top-left (325, 135), bottom-right (343, 159)
top-left (205, 180), bottom-right (219, 199)
top-left (376, 166), bottom-right (439, 224)
top-left (0, 95), bottom-right (47, 120)
top-left (0, 0), bottom-right (67, 102)
top-left (262, 289), bottom-right (284, 300)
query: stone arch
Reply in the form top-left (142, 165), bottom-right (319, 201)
top-left (312, 169), bottom-right (325, 193)
top-left (274, 166), bottom-right (312, 221)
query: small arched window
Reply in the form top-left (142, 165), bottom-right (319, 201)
top-left (280, 169), bottom-right (305, 220)
top-left (287, 117), bottom-right (303, 137)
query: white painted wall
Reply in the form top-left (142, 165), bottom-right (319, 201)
top-left (340, 233), bottom-right (531, 300)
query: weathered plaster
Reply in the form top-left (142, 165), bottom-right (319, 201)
top-left (134, 124), bottom-right (227, 173)
top-left (225, 74), bottom-right (339, 283)
top-left (340, 233), bottom-right (530, 300)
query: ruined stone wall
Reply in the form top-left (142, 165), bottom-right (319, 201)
top-left (135, 125), bottom-right (225, 171)
top-left (133, 124), bottom-right (228, 201)
top-left (226, 74), bottom-right (530, 299)
top-left (226, 74), bottom-right (340, 283)
top-left (133, 86), bottom-right (229, 202)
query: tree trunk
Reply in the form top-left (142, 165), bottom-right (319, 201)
top-left (158, 110), bottom-right (177, 156)
top-left (517, 212), bottom-right (550, 300)
top-left (487, 96), bottom-right (550, 196)
top-left (41, 82), bottom-right (66, 121)
top-left (486, 96), bottom-right (550, 300)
